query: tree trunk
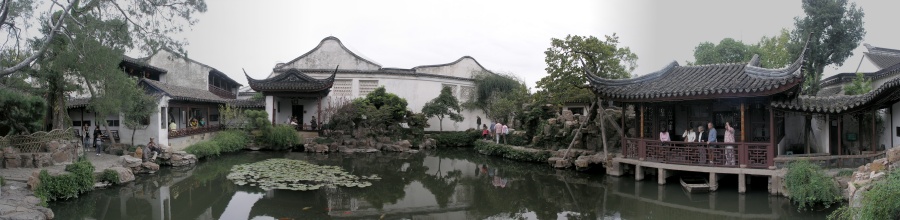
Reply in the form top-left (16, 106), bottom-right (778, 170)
top-left (438, 116), bottom-right (444, 131)
top-left (598, 99), bottom-right (609, 157)
top-left (103, 125), bottom-right (118, 144)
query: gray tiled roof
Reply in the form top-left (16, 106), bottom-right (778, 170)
top-left (772, 76), bottom-right (900, 114)
top-left (589, 52), bottom-right (805, 101)
top-left (820, 62), bottom-right (900, 88)
top-left (140, 79), bottom-right (227, 103)
top-left (228, 99), bottom-right (265, 108)
top-left (864, 43), bottom-right (900, 69)
top-left (66, 97), bottom-right (91, 109)
top-left (246, 68), bottom-right (336, 92)
top-left (122, 55), bottom-right (167, 73)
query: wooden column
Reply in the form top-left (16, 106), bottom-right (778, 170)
top-left (872, 110), bottom-right (876, 152)
top-left (316, 97), bottom-right (322, 123)
top-left (838, 116), bottom-right (843, 155)
top-left (768, 107), bottom-right (776, 168)
top-left (640, 104), bottom-right (644, 139)
top-left (621, 103), bottom-right (626, 143)
top-left (740, 102), bottom-right (746, 142)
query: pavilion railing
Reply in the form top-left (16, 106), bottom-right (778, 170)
top-left (208, 84), bottom-right (236, 99)
top-left (169, 124), bottom-right (224, 138)
top-left (622, 138), bottom-right (773, 169)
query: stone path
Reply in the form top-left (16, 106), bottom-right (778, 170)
top-left (1, 153), bottom-right (122, 182)
top-left (0, 181), bottom-right (53, 220)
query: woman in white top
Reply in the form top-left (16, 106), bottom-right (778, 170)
top-left (682, 127), bottom-right (696, 142)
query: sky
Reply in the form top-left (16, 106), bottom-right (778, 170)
top-left (169, 0), bottom-right (900, 90)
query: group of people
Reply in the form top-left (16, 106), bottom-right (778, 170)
top-left (481, 122), bottom-right (510, 144)
top-left (81, 124), bottom-right (105, 156)
top-left (167, 116), bottom-right (208, 132)
top-left (289, 116), bottom-right (321, 131)
top-left (657, 122), bottom-right (736, 165)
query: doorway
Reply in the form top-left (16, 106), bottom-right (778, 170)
top-left (292, 105), bottom-right (304, 128)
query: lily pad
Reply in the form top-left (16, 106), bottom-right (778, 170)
top-left (226, 158), bottom-right (378, 191)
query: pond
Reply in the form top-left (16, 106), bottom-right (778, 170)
top-left (50, 149), bottom-right (835, 219)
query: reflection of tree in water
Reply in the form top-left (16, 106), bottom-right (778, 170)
top-left (297, 152), bottom-right (429, 210)
top-left (418, 157), bottom-right (462, 208)
top-left (431, 149), bottom-right (606, 219)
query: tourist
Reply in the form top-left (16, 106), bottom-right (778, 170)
top-left (147, 138), bottom-right (162, 162)
top-left (489, 122), bottom-right (496, 140)
top-left (659, 126), bottom-right (670, 142)
top-left (93, 125), bottom-right (102, 147)
top-left (495, 122), bottom-right (503, 144)
top-left (94, 134), bottom-right (103, 156)
top-left (169, 120), bottom-right (177, 131)
top-left (502, 124), bottom-right (509, 144)
top-left (290, 116), bottom-right (298, 130)
top-left (696, 126), bottom-right (706, 143)
top-left (82, 124), bottom-right (91, 148)
top-left (482, 124), bottom-right (490, 140)
top-left (707, 122), bottom-right (717, 143)
top-left (696, 125), bottom-right (706, 164)
top-left (682, 127), bottom-right (696, 142)
top-left (476, 116), bottom-right (482, 129)
top-left (190, 118), bottom-right (199, 128)
top-left (724, 122), bottom-right (736, 165)
top-left (199, 117), bottom-right (206, 127)
top-left (311, 116), bottom-right (318, 130)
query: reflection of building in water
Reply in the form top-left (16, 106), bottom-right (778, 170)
top-left (603, 176), bottom-right (790, 219)
top-left (326, 181), bottom-right (473, 218)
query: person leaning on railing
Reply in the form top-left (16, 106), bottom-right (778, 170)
top-left (724, 122), bottom-right (736, 165)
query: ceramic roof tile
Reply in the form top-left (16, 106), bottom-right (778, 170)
top-left (140, 79), bottom-right (227, 103)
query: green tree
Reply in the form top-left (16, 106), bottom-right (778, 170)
top-left (0, 0), bottom-right (207, 76)
top-left (844, 72), bottom-right (872, 95)
top-left (538, 34), bottom-right (636, 105)
top-left (422, 86), bottom-right (464, 131)
top-left (15, 0), bottom-right (205, 134)
top-left (690, 38), bottom-right (757, 65)
top-left (464, 71), bottom-right (530, 122)
top-left (123, 92), bottom-right (159, 145)
top-left (790, 0), bottom-right (866, 95)
top-left (0, 85), bottom-right (45, 135)
top-left (757, 28), bottom-right (795, 68)
top-left (690, 29), bottom-right (795, 68)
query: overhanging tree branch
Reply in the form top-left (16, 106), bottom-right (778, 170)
top-left (0, 1), bottom-right (74, 76)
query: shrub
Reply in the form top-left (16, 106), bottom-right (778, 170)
top-left (836, 169), bottom-right (854, 177)
top-left (432, 130), bottom-right (480, 148)
top-left (784, 160), bottom-right (841, 211)
top-left (829, 169), bottom-right (900, 220)
top-left (185, 141), bottom-right (221, 159)
top-left (474, 141), bottom-right (551, 163)
top-left (506, 132), bottom-right (529, 146)
top-left (99, 169), bottom-right (120, 185)
top-left (185, 130), bottom-right (251, 159)
top-left (265, 125), bottom-right (300, 150)
top-left (216, 130), bottom-right (250, 153)
top-left (34, 156), bottom-right (95, 206)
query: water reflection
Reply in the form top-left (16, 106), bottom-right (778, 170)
top-left (51, 149), bottom-right (833, 220)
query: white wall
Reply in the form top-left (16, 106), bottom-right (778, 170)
top-left (119, 96), bottom-right (168, 146)
top-left (148, 50), bottom-right (212, 91)
top-left (413, 57), bottom-right (486, 79)
top-left (278, 38), bottom-right (381, 71)
top-left (307, 72), bottom-right (487, 131)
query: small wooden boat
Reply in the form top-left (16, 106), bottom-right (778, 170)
top-left (680, 177), bottom-right (710, 193)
